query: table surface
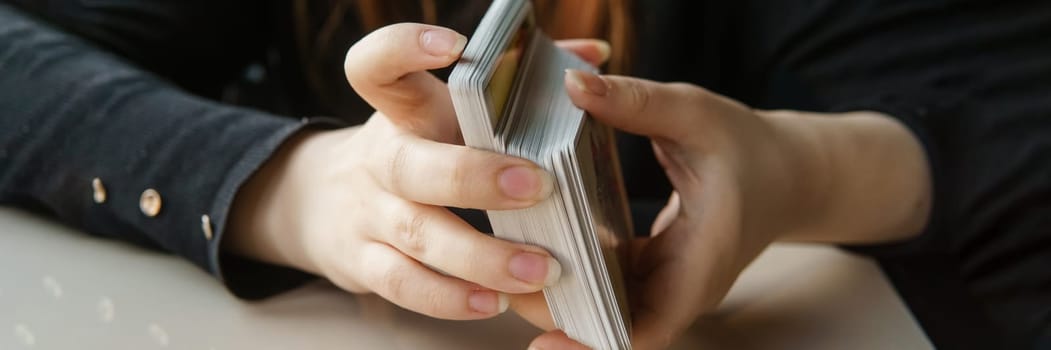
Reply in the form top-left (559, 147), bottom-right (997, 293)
top-left (0, 207), bottom-right (933, 349)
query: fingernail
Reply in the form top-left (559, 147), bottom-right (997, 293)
top-left (421, 29), bottom-right (468, 57)
top-left (510, 252), bottom-right (563, 287)
top-left (499, 166), bottom-right (554, 201)
top-left (565, 69), bottom-right (608, 96)
top-left (545, 257), bottom-right (562, 286)
top-left (594, 40), bottom-right (612, 63)
top-left (469, 290), bottom-right (509, 314)
top-left (498, 292), bottom-right (510, 313)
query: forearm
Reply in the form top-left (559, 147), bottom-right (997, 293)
top-left (0, 4), bottom-right (316, 295)
top-left (763, 110), bottom-right (932, 244)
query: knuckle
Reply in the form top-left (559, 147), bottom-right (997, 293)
top-left (344, 32), bottom-right (390, 81)
top-left (344, 24), bottom-right (402, 86)
top-left (625, 80), bottom-right (654, 115)
top-left (327, 249), bottom-right (369, 294)
top-left (450, 149), bottom-right (483, 202)
top-left (395, 210), bottom-right (430, 255)
top-left (344, 49), bottom-right (364, 88)
top-left (377, 263), bottom-right (410, 301)
top-left (381, 137), bottom-right (414, 194)
top-left (458, 248), bottom-right (491, 282)
top-left (422, 286), bottom-right (457, 317)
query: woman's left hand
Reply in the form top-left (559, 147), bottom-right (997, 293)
top-left (515, 70), bottom-right (805, 350)
top-left (520, 68), bottom-right (931, 349)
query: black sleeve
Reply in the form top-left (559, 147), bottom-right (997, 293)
top-left (0, 3), bottom-right (330, 298)
top-left (741, 1), bottom-right (1051, 346)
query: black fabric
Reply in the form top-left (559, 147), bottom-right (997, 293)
top-left (2, 0), bottom-right (1050, 348)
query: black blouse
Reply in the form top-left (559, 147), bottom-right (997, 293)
top-left (2, 1), bottom-right (1049, 348)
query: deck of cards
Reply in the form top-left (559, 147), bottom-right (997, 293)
top-left (449, 0), bottom-right (634, 349)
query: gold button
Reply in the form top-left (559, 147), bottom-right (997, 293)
top-left (91, 178), bottom-right (107, 204)
top-left (201, 215), bottom-right (214, 240)
top-left (139, 189), bottom-right (162, 217)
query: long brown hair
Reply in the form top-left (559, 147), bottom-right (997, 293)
top-left (292, 0), bottom-right (633, 115)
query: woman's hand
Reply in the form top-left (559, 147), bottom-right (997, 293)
top-left (225, 24), bottom-right (614, 321)
top-left (227, 23), bottom-right (556, 320)
top-left (525, 70), bottom-right (930, 349)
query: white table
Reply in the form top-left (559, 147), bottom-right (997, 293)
top-left (0, 207), bottom-right (932, 349)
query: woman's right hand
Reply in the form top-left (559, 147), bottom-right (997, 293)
top-left (225, 24), bottom-right (610, 320)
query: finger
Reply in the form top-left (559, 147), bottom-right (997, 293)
top-left (556, 39), bottom-right (611, 67)
top-left (375, 199), bottom-right (562, 294)
top-left (631, 267), bottom-right (687, 350)
top-left (510, 292), bottom-right (556, 330)
top-left (367, 131), bottom-right (553, 209)
top-left (528, 330), bottom-right (592, 350)
top-left (565, 70), bottom-right (706, 140)
top-left (351, 242), bottom-right (508, 320)
top-left (345, 23), bottom-right (466, 142)
top-left (650, 192), bottom-right (680, 236)
top-left (632, 194), bottom-right (746, 350)
top-left (630, 211), bottom-right (701, 349)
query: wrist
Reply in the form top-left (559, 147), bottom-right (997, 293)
top-left (226, 128), bottom-right (342, 275)
top-left (746, 110), bottom-right (834, 242)
top-left (758, 110), bottom-right (931, 244)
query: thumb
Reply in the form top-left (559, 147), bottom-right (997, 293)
top-left (509, 292), bottom-right (557, 331)
top-left (564, 70), bottom-right (697, 140)
top-left (345, 23), bottom-right (465, 143)
top-left (556, 39), bottom-right (612, 67)
top-left (528, 330), bottom-right (591, 350)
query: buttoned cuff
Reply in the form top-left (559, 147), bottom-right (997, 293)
top-left (206, 117), bottom-right (347, 299)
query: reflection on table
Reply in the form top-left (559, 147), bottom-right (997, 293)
top-left (0, 207), bottom-right (932, 349)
